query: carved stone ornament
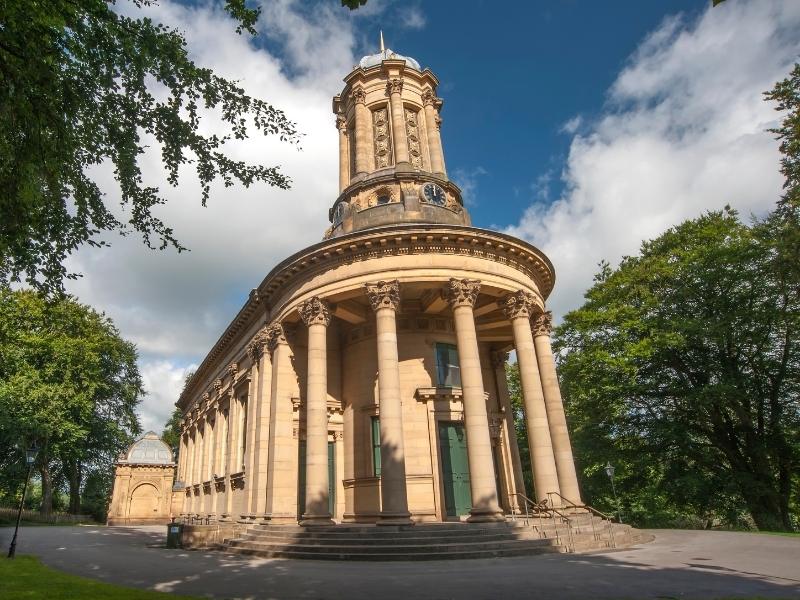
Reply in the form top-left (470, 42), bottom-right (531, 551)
top-left (299, 297), bottom-right (332, 327)
top-left (444, 278), bottom-right (481, 309)
top-left (336, 113), bottom-right (347, 132)
top-left (227, 362), bottom-right (238, 378)
top-left (246, 330), bottom-right (267, 362)
top-left (502, 290), bottom-right (538, 321)
top-left (490, 350), bottom-right (509, 369)
top-left (351, 86), bottom-right (366, 105)
top-left (387, 78), bottom-right (403, 95)
top-left (422, 88), bottom-right (442, 108)
top-left (213, 379), bottom-right (222, 393)
top-left (372, 108), bottom-right (392, 169)
top-left (266, 323), bottom-right (289, 353)
top-left (532, 311), bottom-right (553, 337)
top-left (405, 108), bottom-right (423, 169)
top-left (365, 280), bottom-right (401, 312)
top-left (202, 391), bottom-right (210, 402)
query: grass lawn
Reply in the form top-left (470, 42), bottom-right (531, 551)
top-left (0, 556), bottom-right (203, 600)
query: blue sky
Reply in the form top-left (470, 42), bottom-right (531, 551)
top-left (66, 0), bottom-right (798, 431)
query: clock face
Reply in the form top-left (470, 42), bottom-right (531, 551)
top-left (423, 183), bottom-right (446, 206)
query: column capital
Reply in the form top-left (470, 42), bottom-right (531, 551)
top-left (213, 378), bottom-right (222, 393)
top-left (387, 77), bottom-right (404, 95)
top-left (532, 310), bottom-right (553, 337)
top-left (444, 278), bottom-right (481, 309)
top-left (266, 322), bottom-right (289, 353)
top-left (501, 290), bottom-right (539, 321)
top-left (422, 88), bottom-right (443, 108)
top-left (365, 280), bottom-right (400, 312)
top-left (246, 330), bottom-right (266, 362)
top-left (299, 297), bottom-right (332, 327)
top-left (350, 85), bottom-right (366, 105)
top-left (336, 113), bottom-right (347, 133)
top-left (490, 350), bottom-right (509, 369)
top-left (226, 362), bottom-right (239, 379)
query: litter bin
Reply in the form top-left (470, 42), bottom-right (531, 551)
top-left (166, 521), bottom-right (183, 549)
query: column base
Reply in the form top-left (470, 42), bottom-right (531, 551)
top-left (466, 509), bottom-right (506, 523)
top-left (377, 511), bottom-right (414, 526)
top-left (299, 515), bottom-right (335, 527)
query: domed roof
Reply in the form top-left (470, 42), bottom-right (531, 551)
top-left (359, 48), bottom-right (421, 71)
top-left (120, 431), bottom-right (174, 465)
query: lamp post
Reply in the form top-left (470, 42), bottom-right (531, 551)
top-left (7, 444), bottom-right (39, 559)
top-left (604, 462), bottom-right (622, 524)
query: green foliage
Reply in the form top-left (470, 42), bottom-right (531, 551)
top-left (554, 208), bottom-right (799, 531)
top-left (81, 470), bottom-right (112, 522)
top-left (0, 289), bottom-right (143, 513)
top-left (0, 0), bottom-right (300, 294)
top-left (161, 407), bottom-right (182, 460)
top-left (341, 0), bottom-right (369, 9)
top-left (0, 555), bottom-right (203, 599)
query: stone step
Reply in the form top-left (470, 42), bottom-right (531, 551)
top-left (238, 532), bottom-right (541, 546)
top-left (241, 527), bottom-right (529, 541)
top-left (223, 544), bottom-right (561, 561)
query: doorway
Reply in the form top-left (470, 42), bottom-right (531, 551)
top-left (298, 440), bottom-right (336, 518)
top-left (438, 421), bottom-right (472, 518)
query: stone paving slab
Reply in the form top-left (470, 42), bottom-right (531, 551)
top-left (2, 525), bottom-right (799, 599)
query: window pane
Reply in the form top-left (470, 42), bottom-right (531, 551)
top-left (371, 416), bottom-right (381, 476)
top-left (435, 343), bottom-right (461, 387)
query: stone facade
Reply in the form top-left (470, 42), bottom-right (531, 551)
top-left (108, 432), bottom-right (176, 525)
top-left (174, 46), bottom-right (581, 526)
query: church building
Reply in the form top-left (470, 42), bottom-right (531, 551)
top-left (175, 43), bottom-right (582, 527)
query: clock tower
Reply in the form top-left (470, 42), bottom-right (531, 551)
top-left (327, 44), bottom-right (468, 238)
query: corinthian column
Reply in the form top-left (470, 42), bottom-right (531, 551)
top-left (336, 113), bottom-right (349, 192)
top-left (365, 280), bottom-right (413, 525)
top-left (299, 297), bottom-right (334, 525)
top-left (444, 278), bottom-right (504, 522)
top-left (387, 78), bottom-right (410, 165)
top-left (422, 89), bottom-right (446, 175)
top-left (351, 86), bottom-right (370, 176)
top-left (502, 291), bottom-right (560, 502)
top-left (533, 311), bottom-right (582, 504)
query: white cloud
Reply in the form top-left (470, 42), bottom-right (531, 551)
top-left (401, 6), bottom-right (427, 30)
top-left (139, 359), bottom-right (198, 433)
top-left (451, 166), bottom-right (488, 207)
top-left (560, 115), bottom-right (583, 135)
top-left (64, 0), bottom-right (370, 431)
top-left (507, 0), bottom-right (799, 321)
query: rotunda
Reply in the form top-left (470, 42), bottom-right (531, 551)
top-left (175, 44), bottom-right (582, 528)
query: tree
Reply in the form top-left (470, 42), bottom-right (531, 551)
top-left (162, 407), bottom-right (183, 460)
top-left (554, 208), bottom-right (799, 531)
top-left (0, 289), bottom-right (143, 513)
top-left (0, 0), bottom-right (300, 294)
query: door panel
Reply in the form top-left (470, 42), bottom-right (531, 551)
top-left (298, 440), bottom-right (336, 517)
top-left (438, 422), bottom-right (471, 517)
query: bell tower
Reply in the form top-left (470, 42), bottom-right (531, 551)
top-left (327, 41), bottom-right (469, 238)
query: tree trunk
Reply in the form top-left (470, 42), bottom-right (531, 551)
top-left (40, 461), bottom-right (54, 515)
top-left (66, 459), bottom-right (82, 514)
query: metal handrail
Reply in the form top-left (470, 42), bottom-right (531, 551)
top-left (508, 493), bottom-right (575, 552)
top-left (547, 491), bottom-right (616, 549)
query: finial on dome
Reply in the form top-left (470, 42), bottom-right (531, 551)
top-left (380, 30), bottom-right (385, 53)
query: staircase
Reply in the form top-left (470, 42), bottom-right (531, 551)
top-left (218, 501), bottom-right (652, 561)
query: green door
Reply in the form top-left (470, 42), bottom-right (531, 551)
top-left (298, 441), bottom-right (336, 517)
top-left (438, 422), bottom-right (472, 517)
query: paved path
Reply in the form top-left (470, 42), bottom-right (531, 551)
top-left (2, 525), bottom-right (799, 599)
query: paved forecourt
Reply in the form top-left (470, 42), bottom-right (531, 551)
top-left (2, 526), bottom-right (799, 599)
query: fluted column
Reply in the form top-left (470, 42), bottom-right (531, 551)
top-left (365, 280), bottom-right (413, 525)
top-left (444, 278), bottom-right (504, 522)
top-left (352, 86), bottom-right (370, 175)
top-left (246, 333), bottom-right (272, 519)
top-left (336, 113), bottom-right (349, 192)
top-left (502, 292), bottom-right (560, 502)
top-left (177, 433), bottom-right (187, 482)
top-left (533, 311), bottom-right (582, 504)
top-left (387, 78), bottom-right (410, 165)
top-left (422, 89), bottom-right (446, 175)
top-left (299, 297), bottom-right (334, 525)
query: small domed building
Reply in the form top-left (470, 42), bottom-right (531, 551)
top-left (108, 432), bottom-right (176, 525)
top-left (175, 44), bottom-right (582, 529)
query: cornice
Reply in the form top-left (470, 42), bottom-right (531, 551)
top-left (177, 223), bottom-right (555, 412)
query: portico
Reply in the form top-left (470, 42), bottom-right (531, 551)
top-left (174, 44), bottom-right (583, 526)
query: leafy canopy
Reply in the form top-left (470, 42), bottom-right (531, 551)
top-left (554, 207), bottom-right (799, 531)
top-left (0, 0), bottom-right (300, 294)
